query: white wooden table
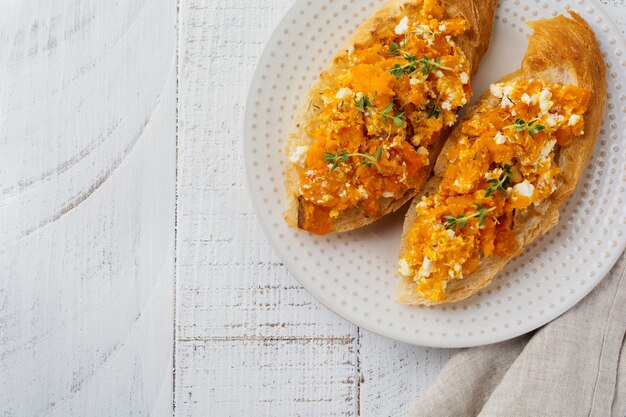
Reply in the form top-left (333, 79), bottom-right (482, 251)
top-left (1, 1), bottom-right (624, 416)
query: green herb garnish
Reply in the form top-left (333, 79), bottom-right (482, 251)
top-left (324, 146), bottom-right (384, 172)
top-left (355, 96), bottom-right (405, 127)
top-left (388, 44), bottom-right (452, 79)
top-left (485, 164), bottom-right (513, 198)
top-left (444, 203), bottom-right (496, 230)
top-left (504, 118), bottom-right (546, 140)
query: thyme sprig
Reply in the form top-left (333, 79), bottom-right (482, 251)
top-left (324, 146), bottom-right (384, 172)
top-left (388, 42), bottom-right (452, 79)
top-left (444, 203), bottom-right (496, 230)
top-left (355, 96), bottom-right (405, 127)
top-left (485, 164), bottom-right (513, 198)
top-left (504, 118), bottom-right (546, 140)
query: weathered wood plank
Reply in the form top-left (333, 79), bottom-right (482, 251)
top-left (176, 1), bottom-right (626, 417)
top-left (0, 1), bottom-right (177, 416)
top-left (175, 1), bottom-right (359, 416)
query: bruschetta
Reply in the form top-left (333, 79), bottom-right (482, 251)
top-left (398, 13), bottom-right (606, 305)
top-left (284, 0), bottom-right (499, 235)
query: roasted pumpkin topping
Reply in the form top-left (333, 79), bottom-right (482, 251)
top-left (290, 0), bottom-right (472, 234)
top-left (399, 79), bottom-right (590, 302)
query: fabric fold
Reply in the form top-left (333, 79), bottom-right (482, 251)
top-left (412, 252), bottom-right (626, 417)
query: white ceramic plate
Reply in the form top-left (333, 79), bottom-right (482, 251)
top-left (244, 0), bottom-right (626, 347)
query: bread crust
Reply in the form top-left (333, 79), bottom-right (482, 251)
top-left (398, 13), bottom-right (607, 305)
top-left (284, 0), bottom-right (499, 234)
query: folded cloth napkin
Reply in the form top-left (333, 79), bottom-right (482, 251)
top-left (411, 251), bottom-right (626, 417)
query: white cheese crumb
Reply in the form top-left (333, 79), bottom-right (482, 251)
top-left (355, 91), bottom-right (364, 101)
top-left (538, 139), bottom-right (557, 163)
top-left (305, 170), bottom-right (315, 177)
top-left (494, 132), bottom-right (506, 145)
top-left (398, 259), bottom-right (412, 277)
top-left (418, 257), bottom-right (434, 278)
top-left (447, 229), bottom-right (455, 238)
top-left (395, 16), bottom-right (410, 35)
top-left (539, 89), bottom-right (553, 113)
top-left (521, 93), bottom-right (532, 105)
top-left (500, 86), bottom-right (514, 109)
top-left (568, 114), bottom-right (581, 126)
top-left (441, 101), bottom-right (452, 110)
top-left (289, 146), bottom-right (309, 166)
top-left (382, 191), bottom-right (394, 198)
top-left (417, 201), bottom-right (428, 209)
top-left (490, 84), bottom-right (504, 98)
top-left (460, 72), bottom-right (469, 85)
top-left (335, 87), bottom-right (353, 99)
top-left (409, 77), bottom-right (419, 86)
top-left (417, 146), bottom-right (429, 157)
top-left (514, 181), bottom-right (535, 198)
top-left (339, 189), bottom-right (347, 198)
top-left (358, 186), bottom-right (369, 200)
top-left (501, 95), bottom-right (514, 109)
top-left (454, 264), bottom-right (461, 273)
top-left (435, 70), bottom-right (444, 78)
top-left (438, 24), bottom-right (447, 32)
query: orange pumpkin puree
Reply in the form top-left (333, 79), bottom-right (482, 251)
top-left (289, 0), bottom-right (472, 234)
top-left (399, 79), bottom-right (590, 302)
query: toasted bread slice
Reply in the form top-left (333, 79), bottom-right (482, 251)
top-left (284, 0), bottom-right (499, 235)
top-left (398, 13), bottom-right (607, 305)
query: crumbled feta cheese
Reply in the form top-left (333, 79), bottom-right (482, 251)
top-left (521, 93), bottom-right (532, 105)
top-left (394, 16), bottom-right (410, 35)
top-left (537, 139), bottom-right (556, 163)
top-left (355, 91), bottom-right (364, 101)
top-left (358, 186), bottom-right (369, 200)
top-left (417, 146), bottom-right (429, 157)
top-left (460, 72), bottom-right (469, 85)
top-left (502, 85), bottom-right (514, 98)
top-left (398, 259), bottom-right (412, 277)
top-left (320, 95), bottom-right (332, 105)
top-left (454, 264), bottom-right (461, 273)
top-left (545, 114), bottom-right (562, 128)
top-left (289, 146), bottom-right (309, 166)
top-left (335, 87), bottom-right (353, 99)
top-left (568, 114), bottom-right (581, 126)
top-left (327, 164), bottom-right (334, 170)
top-left (501, 95), bottom-right (514, 109)
top-left (441, 101), bottom-right (452, 110)
top-left (494, 132), bottom-right (506, 145)
top-left (417, 201), bottom-right (428, 209)
top-left (382, 191), bottom-right (394, 198)
top-left (539, 89), bottom-right (553, 113)
top-left (418, 257), bottom-right (434, 278)
top-left (305, 170), bottom-right (315, 177)
top-left (514, 181), bottom-right (535, 198)
top-left (447, 229), bottom-right (455, 238)
top-left (435, 70), bottom-right (444, 78)
top-left (490, 84), bottom-right (504, 98)
top-left (410, 77), bottom-right (419, 86)
top-left (438, 24), bottom-right (447, 32)
top-left (338, 189), bottom-right (347, 198)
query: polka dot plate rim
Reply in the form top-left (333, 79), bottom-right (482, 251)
top-left (244, 0), bottom-right (626, 347)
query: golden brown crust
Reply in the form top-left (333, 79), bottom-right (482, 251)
top-left (284, 0), bottom-right (499, 234)
top-left (398, 12), bottom-right (607, 305)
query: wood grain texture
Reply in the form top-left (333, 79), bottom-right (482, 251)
top-left (175, 1), bottom-right (453, 416)
top-left (176, 1), bottom-right (626, 416)
top-left (0, 1), bottom-right (177, 416)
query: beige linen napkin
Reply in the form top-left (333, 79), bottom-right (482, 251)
top-left (412, 251), bottom-right (626, 417)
